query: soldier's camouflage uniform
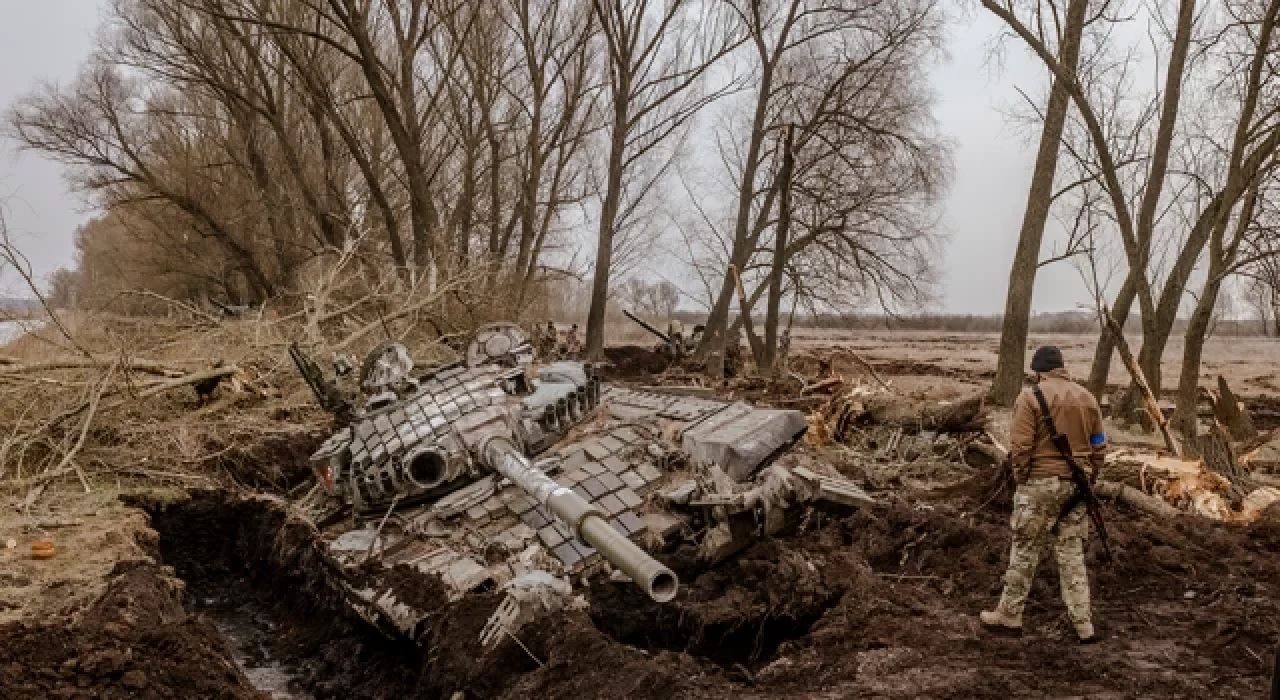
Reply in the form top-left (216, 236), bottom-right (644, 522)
top-left (996, 476), bottom-right (1091, 627)
top-left (991, 367), bottom-right (1106, 632)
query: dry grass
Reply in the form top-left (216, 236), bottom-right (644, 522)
top-left (0, 310), bottom-right (465, 506)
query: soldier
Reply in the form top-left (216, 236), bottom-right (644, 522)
top-left (565, 323), bottom-right (583, 359)
top-left (666, 320), bottom-right (685, 359)
top-left (981, 346), bottom-right (1107, 643)
top-left (540, 321), bottom-right (558, 360)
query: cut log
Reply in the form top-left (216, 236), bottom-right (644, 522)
top-left (1094, 480), bottom-right (1180, 519)
top-left (1214, 375), bottom-right (1257, 441)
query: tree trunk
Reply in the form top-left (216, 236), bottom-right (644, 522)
top-left (585, 92), bottom-right (629, 360)
top-left (697, 31), bottom-right (779, 377)
top-left (1170, 272), bottom-right (1221, 439)
top-left (1112, 196), bottom-right (1224, 418)
top-left (761, 126), bottom-right (795, 373)
top-left (1086, 273), bottom-right (1137, 399)
top-left (1214, 375), bottom-right (1258, 441)
top-left (990, 0), bottom-right (1089, 406)
top-left (731, 265), bottom-right (764, 365)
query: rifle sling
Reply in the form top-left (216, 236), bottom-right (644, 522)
top-left (1031, 384), bottom-right (1086, 530)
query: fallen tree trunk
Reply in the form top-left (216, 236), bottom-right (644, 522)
top-left (1094, 480), bottom-right (1181, 519)
top-left (863, 393), bottom-right (987, 435)
top-left (135, 366), bottom-right (238, 398)
top-left (1102, 307), bottom-right (1180, 456)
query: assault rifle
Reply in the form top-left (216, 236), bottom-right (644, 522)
top-left (1031, 385), bottom-right (1114, 564)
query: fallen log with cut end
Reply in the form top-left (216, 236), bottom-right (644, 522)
top-left (863, 393), bottom-right (988, 435)
top-left (1094, 480), bottom-right (1181, 519)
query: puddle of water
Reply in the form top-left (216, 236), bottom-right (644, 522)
top-left (204, 601), bottom-right (312, 699)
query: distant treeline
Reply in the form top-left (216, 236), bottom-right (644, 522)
top-left (652, 310), bottom-right (1277, 337)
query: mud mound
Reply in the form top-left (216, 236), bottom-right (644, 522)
top-left (0, 561), bottom-right (259, 699)
top-left (500, 611), bottom-right (719, 699)
top-left (821, 500), bottom-right (1280, 696)
top-left (1247, 502), bottom-right (1280, 549)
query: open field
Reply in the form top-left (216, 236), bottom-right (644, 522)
top-left (790, 328), bottom-right (1280, 398)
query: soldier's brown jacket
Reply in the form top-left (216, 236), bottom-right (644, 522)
top-left (1009, 368), bottom-right (1108, 481)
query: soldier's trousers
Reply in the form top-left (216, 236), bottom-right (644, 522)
top-left (996, 476), bottom-right (1092, 626)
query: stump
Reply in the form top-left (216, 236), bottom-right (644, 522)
top-left (1214, 375), bottom-right (1257, 442)
top-left (1199, 424), bottom-right (1256, 507)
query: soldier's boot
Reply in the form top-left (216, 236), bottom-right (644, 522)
top-left (979, 608), bottom-right (1023, 633)
top-left (1074, 620), bottom-right (1101, 644)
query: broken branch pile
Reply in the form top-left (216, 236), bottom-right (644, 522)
top-left (0, 303), bottom-right (466, 509)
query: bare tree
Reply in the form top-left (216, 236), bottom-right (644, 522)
top-left (988, 0), bottom-right (1090, 405)
top-left (984, 0), bottom-right (1280, 423)
top-left (583, 0), bottom-right (741, 359)
top-left (696, 0), bottom-right (948, 376)
top-left (11, 0), bottom-right (605, 314)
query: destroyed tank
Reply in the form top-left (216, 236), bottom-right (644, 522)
top-left (290, 322), bottom-right (870, 643)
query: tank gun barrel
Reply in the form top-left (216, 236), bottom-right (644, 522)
top-left (622, 310), bottom-right (670, 344)
top-left (479, 435), bottom-right (678, 603)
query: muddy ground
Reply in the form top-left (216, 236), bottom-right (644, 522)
top-left (3, 346), bottom-right (1280, 698)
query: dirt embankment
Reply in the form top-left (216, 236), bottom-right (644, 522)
top-left (0, 558), bottom-right (260, 699)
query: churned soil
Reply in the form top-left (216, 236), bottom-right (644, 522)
top-left (0, 559), bottom-right (260, 699)
top-left (3, 472), bottom-right (1276, 699)
top-left (581, 491), bottom-right (1280, 698)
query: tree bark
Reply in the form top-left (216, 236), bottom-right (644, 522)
top-left (761, 126), bottom-right (795, 373)
top-left (585, 88), bottom-right (629, 360)
top-left (989, 0), bottom-right (1088, 406)
top-left (1086, 273), bottom-right (1136, 398)
top-left (1214, 375), bottom-right (1258, 441)
top-left (1169, 271), bottom-right (1221, 439)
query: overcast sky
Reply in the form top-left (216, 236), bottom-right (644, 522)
top-left (0, 2), bottom-right (1095, 314)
